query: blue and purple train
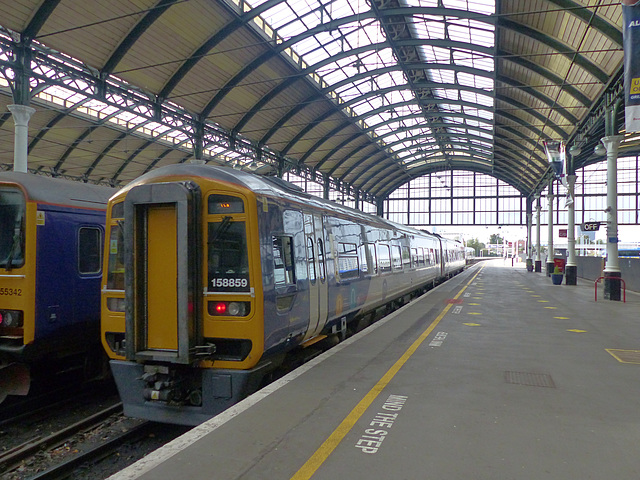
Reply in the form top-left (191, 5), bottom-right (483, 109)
top-left (0, 172), bottom-right (112, 401)
top-left (101, 164), bottom-right (466, 425)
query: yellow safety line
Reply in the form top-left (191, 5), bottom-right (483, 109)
top-left (290, 265), bottom-right (485, 480)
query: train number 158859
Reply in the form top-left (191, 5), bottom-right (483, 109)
top-left (211, 278), bottom-right (248, 288)
top-left (0, 288), bottom-right (22, 296)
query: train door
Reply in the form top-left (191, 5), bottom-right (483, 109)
top-left (123, 181), bottom-right (201, 365)
top-left (303, 213), bottom-right (328, 340)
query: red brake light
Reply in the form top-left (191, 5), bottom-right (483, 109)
top-left (0, 311), bottom-right (3, 325)
top-left (215, 302), bottom-right (227, 314)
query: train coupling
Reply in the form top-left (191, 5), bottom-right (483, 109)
top-left (141, 364), bottom-right (202, 406)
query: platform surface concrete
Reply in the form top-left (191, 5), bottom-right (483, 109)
top-left (109, 259), bottom-right (640, 480)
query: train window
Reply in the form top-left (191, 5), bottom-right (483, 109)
top-left (307, 237), bottom-right (316, 284)
top-left (107, 224), bottom-right (125, 290)
top-left (208, 221), bottom-right (250, 292)
top-left (377, 244), bottom-right (391, 273)
top-left (338, 243), bottom-right (358, 279)
top-left (359, 243), bottom-right (377, 275)
top-left (0, 188), bottom-right (25, 270)
top-left (402, 247), bottom-right (411, 269)
top-left (78, 227), bottom-right (102, 274)
top-left (208, 194), bottom-right (244, 214)
top-left (273, 236), bottom-right (295, 287)
top-left (111, 201), bottom-right (124, 219)
top-left (317, 238), bottom-right (326, 282)
top-left (391, 246), bottom-right (402, 271)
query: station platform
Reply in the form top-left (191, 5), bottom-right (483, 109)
top-left (109, 259), bottom-right (640, 480)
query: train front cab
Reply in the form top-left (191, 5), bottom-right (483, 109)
top-left (0, 182), bottom-right (33, 398)
top-left (102, 179), bottom-right (268, 425)
top-left (0, 177), bottom-right (106, 400)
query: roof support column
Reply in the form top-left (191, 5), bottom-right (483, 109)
top-left (546, 180), bottom-right (554, 277)
top-left (376, 198), bottom-right (384, 217)
top-left (565, 173), bottom-right (578, 285)
top-left (8, 36), bottom-right (35, 173)
top-left (525, 196), bottom-right (533, 271)
top-left (601, 135), bottom-right (624, 300)
top-left (535, 195), bottom-right (542, 272)
top-left (323, 174), bottom-right (330, 200)
top-left (7, 104), bottom-right (36, 173)
top-left (194, 121), bottom-right (204, 162)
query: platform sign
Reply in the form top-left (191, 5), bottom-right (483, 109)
top-left (623, 1), bottom-right (640, 132)
top-left (559, 229), bottom-right (567, 238)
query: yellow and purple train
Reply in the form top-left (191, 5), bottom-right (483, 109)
top-left (0, 172), bottom-right (112, 401)
top-left (101, 164), bottom-right (465, 425)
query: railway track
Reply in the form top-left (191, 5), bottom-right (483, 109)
top-left (1, 401), bottom-right (190, 480)
top-left (0, 403), bottom-right (125, 475)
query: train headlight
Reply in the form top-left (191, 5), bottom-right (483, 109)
top-left (0, 310), bottom-right (23, 328)
top-left (228, 302), bottom-right (245, 316)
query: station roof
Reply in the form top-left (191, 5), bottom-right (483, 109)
top-left (0, 0), bottom-right (637, 200)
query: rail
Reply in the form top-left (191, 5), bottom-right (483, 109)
top-left (594, 276), bottom-right (626, 303)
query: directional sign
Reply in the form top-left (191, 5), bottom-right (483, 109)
top-left (582, 222), bottom-right (600, 231)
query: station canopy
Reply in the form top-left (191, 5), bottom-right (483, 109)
top-left (0, 0), bottom-right (637, 201)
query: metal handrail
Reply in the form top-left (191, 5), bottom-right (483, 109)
top-left (594, 276), bottom-right (626, 303)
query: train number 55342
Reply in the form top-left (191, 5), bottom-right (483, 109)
top-left (0, 288), bottom-right (22, 296)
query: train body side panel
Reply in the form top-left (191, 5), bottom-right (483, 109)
top-left (34, 204), bottom-right (104, 355)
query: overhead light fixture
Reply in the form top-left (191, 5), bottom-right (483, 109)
top-left (568, 144), bottom-right (581, 156)
top-left (594, 144), bottom-right (606, 156)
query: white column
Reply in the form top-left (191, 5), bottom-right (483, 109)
top-left (566, 174), bottom-right (577, 267)
top-left (601, 135), bottom-right (624, 274)
top-left (547, 190), bottom-right (554, 275)
top-left (535, 197), bottom-right (541, 262)
top-left (7, 104), bottom-right (36, 173)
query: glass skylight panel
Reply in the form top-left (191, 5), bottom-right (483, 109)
top-left (247, 0), bottom-right (496, 170)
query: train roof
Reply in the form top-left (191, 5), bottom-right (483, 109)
top-left (119, 164), bottom-right (463, 245)
top-left (0, 171), bottom-right (114, 210)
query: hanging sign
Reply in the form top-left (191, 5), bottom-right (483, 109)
top-left (581, 222), bottom-right (600, 232)
top-left (623, 1), bottom-right (640, 133)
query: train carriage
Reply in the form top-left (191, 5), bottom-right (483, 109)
top-left (101, 164), bottom-right (465, 425)
top-left (0, 172), bottom-right (112, 401)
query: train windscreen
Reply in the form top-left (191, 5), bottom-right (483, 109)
top-left (0, 188), bottom-right (25, 270)
top-left (208, 220), bottom-right (250, 292)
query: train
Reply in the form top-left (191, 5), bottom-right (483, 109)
top-left (0, 171), bottom-right (113, 402)
top-left (100, 164), bottom-right (466, 425)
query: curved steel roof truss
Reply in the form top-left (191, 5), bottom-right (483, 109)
top-left (0, 0), bottom-right (633, 206)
